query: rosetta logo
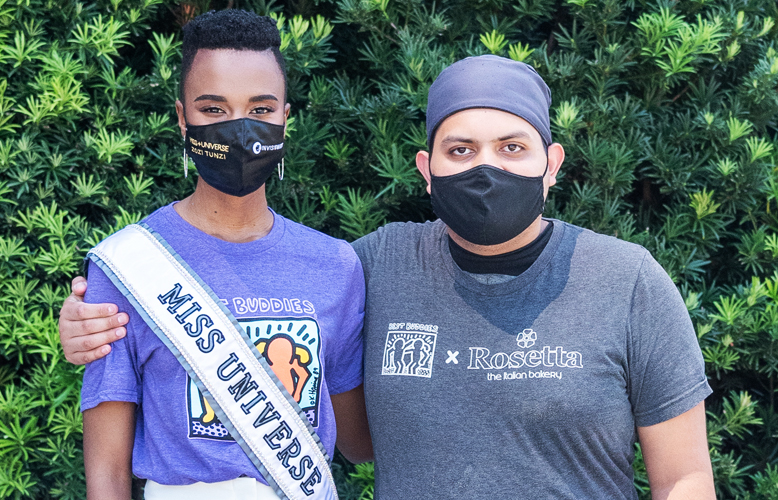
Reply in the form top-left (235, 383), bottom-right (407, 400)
top-left (252, 141), bottom-right (262, 154)
top-left (516, 329), bottom-right (537, 349)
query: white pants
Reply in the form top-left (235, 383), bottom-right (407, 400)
top-left (144, 478), bottom-right (281, 500)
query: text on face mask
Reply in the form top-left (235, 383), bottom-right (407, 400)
top-left (189, 136), bottom-right (230, 156)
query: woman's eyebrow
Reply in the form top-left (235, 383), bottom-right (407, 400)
top-left (193, 94), bottom-right (226, 102)
top-left (249, 94), bottom-right (279, 102)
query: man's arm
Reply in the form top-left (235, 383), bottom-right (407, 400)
top-left (638, 401), bottom-right (715, 500)
top-left (331, 384), bottom-right (373, 464)
top-left (83, 401), bottom-right (136, 500)
top-left (58, 277), bottom-right (128, 365)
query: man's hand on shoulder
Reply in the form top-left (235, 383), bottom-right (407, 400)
top-left (58, 276), bottom-right (128, 365)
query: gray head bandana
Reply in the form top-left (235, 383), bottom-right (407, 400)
top-left (426, 55), bottom-right (552, 147)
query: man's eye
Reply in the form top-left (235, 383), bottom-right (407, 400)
top-left (451, 147), bottom-right (470, 155)
top-left (504, 144), bottom-right (523, 152)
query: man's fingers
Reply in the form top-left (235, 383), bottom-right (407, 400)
top-left (60, 322), bottom-right (127, 365)
top-left (77, 302), bottom-right (120, 320)
top-left (71, 276), bottom-right (87, 297)
top-left (64, 301), bottom-right (121, 321)
top-left (59, 279), bottom-right (127, 366)
top-left (71, 328), bottom-right (126, 352)
top-left (65, 344), bottom-right (112, 366)
top-left (62, 328), bottom-right (125, 366)
top-left (75, 313), bottom-right (128, 335)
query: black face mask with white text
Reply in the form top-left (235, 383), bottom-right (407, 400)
top-left (185, 118), bottom-right (285, 197)
top-left (430, 163), bottom-right (546, 246)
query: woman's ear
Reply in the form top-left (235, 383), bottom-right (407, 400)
top-left (284, 103), bottom-right (291, 137)
top-left (175, 100), bottom-right (186, 138)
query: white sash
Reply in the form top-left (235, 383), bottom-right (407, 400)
top-left (87, 223), bottom-right (338, 500)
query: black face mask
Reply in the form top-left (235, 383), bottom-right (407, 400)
top-left (185, 118), bottom-right (285, 197)
top-left (430, 164), bottom-right (546, 246)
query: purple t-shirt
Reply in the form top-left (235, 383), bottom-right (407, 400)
top-left (81, 203), bottom-right (365, 485)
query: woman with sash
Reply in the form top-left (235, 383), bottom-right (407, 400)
top-left (79, 10), bottom-right (371, 500)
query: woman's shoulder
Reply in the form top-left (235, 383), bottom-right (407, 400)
top-left (277, 214), bottom-right (362, 270)
top-left (280, 214), bottom-right (349, 245)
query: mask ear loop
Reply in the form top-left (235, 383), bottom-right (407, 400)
top-left (540, 139), bottom-right (549, 214)
top-left (182, 105), bottom-right (189, 178)
top-left (277, 158), bottom-right (284, 181)
top-left (427, 140), bottom-right (435, 181)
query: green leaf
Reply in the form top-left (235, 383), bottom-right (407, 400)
top-left (480, 30), bottom-right (508, 55)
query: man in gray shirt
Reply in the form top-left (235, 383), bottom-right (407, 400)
top-left (59, 55), bottom-right (714, 499)
top-left (349, 55), bottom-right (713, 499)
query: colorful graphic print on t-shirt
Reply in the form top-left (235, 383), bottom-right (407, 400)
top-left (187, 316), bottom-right (323, 441)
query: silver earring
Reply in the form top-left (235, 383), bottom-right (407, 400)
top-left (183, 150), bottom-right (188, 178)
top-left (278, 158), bottom-right (284, 181)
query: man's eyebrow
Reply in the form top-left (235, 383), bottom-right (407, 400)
top-left (193, 94), bottom-right (226, 102)
top-left (440, 136), bottom-right (475, 145)
top-left (496, 131), bottom-right (532, 142)
top-left (249, 94), bottom-right (279, 103)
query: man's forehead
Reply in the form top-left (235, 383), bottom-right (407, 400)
top-left (425, 55), bottom-right (552, 147)
top-left (435, 108), bottom-right (543, 143)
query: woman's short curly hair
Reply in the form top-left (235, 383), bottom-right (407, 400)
top-left (180, 10), bottom-right (286, 101)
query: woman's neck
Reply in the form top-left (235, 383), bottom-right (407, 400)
top-left (174, 180), bottom-right (274, 243)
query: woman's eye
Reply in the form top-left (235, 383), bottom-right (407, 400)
top-left (250, 106), bottom-right (273, 115)
top-left (200, 106), bottom-right (224, 114)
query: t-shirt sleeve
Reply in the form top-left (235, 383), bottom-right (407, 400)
top-left (627, 253), bottom-right (712, 427)
top-left (80, 259), bottom-right (142, 412)
top-left (351, 232), bottom-right (377, 282)
top-left (323, 245), bottom-right (366, 395)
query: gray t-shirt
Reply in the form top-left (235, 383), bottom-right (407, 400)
top-left (352, 219), bottom-right (711, 500)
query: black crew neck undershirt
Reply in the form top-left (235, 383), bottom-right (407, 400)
top-left (448, 221), bottom-right (553, 276)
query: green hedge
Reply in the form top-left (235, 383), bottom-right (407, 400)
top-left (0, 0), bottom-right (777, 498)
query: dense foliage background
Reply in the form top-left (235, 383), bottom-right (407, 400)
top-left (0, 0), bottom-right (776, 498)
